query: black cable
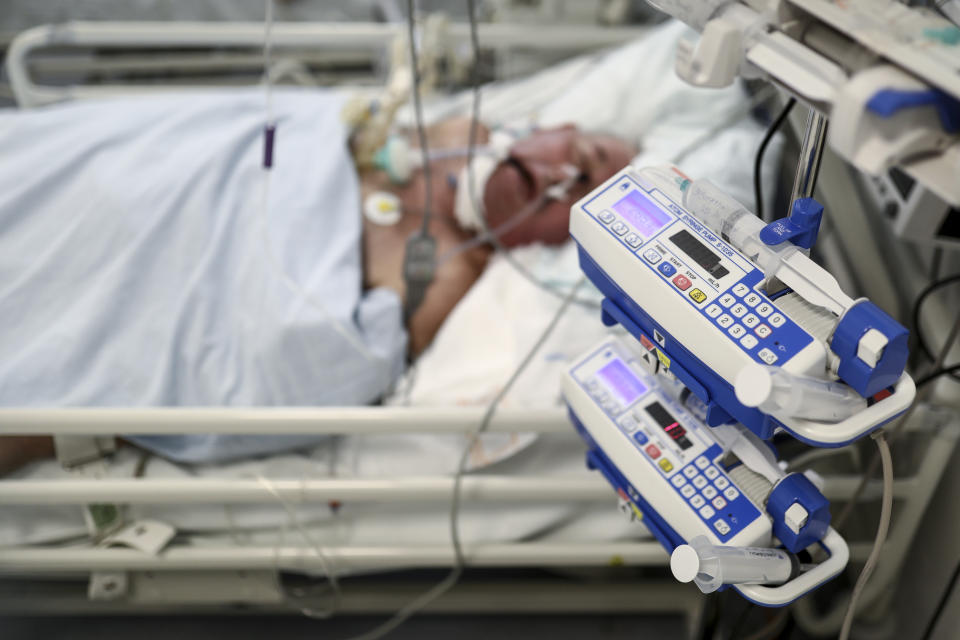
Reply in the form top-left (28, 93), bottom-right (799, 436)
top-left (921, 558), bottom-right (960, 640)
top-left (931, 247), bottom-right (944, 281)
top-left (401, 0), bottom-right (437, 322)
top-left (915, 363), bottom-right (960, 388)
top-left (463, 0), bottom-right (600, 310)
top-left (406, 0), bottom-right (432, 238)
top-left (725, 599), bottom-right (755, 640)
top-left (911, 274), bottom-right (960, 382)
top-left (753, 97), bottom-right (796, 222)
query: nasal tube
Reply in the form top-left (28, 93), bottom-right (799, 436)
top-left (735, 364), bottom-right (867, 422)
top-left (671, 535), bottom-right (800, 594)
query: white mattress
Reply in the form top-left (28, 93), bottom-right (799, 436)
top-left (0, 20), bottom-right (783, 556)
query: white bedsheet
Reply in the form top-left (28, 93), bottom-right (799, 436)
top-left (0, 19), bottom-right (782, 553)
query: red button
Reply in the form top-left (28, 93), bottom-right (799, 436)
top-left (673, 275), bottom-right (692, 291)
top-left (645, 444), bottom-right (661, 459)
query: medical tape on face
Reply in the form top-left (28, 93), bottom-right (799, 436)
top-left (453, 129), bottom-right (517, 232)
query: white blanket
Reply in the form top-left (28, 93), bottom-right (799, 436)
top-left (0, 20), bottom-right (782, 552)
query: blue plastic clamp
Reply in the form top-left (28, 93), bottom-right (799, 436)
top-left (759, 198), bottom-right (824, 250)
top-left (766, 473), bottom-right (830, 554)
top-left (831, 300), bottom-right (909, 397)
top-left (866, 88), bottom-right (960, 134)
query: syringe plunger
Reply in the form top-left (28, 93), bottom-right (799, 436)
top-left (671, 535), bottom-right (798, 594)
top-left (734, 364), bottom-right (867, 422)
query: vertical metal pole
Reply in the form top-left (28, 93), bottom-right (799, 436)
top-left (789, 108), bottom-right (829, 208)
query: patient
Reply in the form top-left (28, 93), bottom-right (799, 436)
top-left (0, 91), bottom-right (633, 473)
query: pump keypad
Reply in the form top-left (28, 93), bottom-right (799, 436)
top-left (669, 455), bottom-right (760, 541)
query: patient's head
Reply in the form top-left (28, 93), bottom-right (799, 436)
top-left (377, 117), bottom-right (636, 246)
top-left (482, 124), bottom-right (636, 246)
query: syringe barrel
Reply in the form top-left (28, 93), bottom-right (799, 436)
top-left (671, 536), bottom-right (797, 593)
top-left (735, 365), bottom-right (868, 422)
top-left (681, 178), bottom-right (788, 268)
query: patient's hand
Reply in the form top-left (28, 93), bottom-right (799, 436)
top-left (0, 437), bottom-right (54, 475)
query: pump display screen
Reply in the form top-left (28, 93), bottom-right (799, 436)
top-left (612, 191), bottom-right (672, 238)
top-left (669, 229), bottom-right (729, 279)
top-left (645, 402), bottom-right (693, 450)
top-left (596, 359), bottom-right (648, 406)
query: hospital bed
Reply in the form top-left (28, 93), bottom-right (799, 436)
top-left (1, 16), bottom-right (957, 637)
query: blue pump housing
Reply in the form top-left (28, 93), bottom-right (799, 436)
top-left (767, 473), bottom-right (831, 554)
top-left (832, 301), bottom-right (909, 397)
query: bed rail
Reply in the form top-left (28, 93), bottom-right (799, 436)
top-left (0, 406), bottom-right (568, 435)
top-left (5, 21), bottom-right (647, 108)
top-left (0, 543), bottom-right (667, 573)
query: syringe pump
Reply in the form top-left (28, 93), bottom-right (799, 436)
top-left (562, 335), bottom-right (849, 606)
top-left (567, 164), bottom-right (915, 447)
top-left (560, 165), bottom-right (917, 603)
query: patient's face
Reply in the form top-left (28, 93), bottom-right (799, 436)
top-left (483, 124), bottom-right (635, 246)
top-left (390, 119), bottom-right (635, 246)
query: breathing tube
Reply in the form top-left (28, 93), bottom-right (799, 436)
top-left (437, 162), bottom-right (581, 267)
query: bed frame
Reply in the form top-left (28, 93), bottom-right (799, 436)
top-left (0, 405), bottom-right (956, 635)
top-left (3, 20), bottom-right (648, 108)
top-left (2, 17), bottom-right (959, 637)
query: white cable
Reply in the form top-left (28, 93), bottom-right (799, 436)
top-left (263, 0), bottom-right (275, 126)
top-left (337, 276), bottom-right (586, 640)
top-left (256, 474), bottom-right (342, 618)
top-left (256, 0), bottom-right (391, 390)
top-left (838, 431), bottom-right (894, 640)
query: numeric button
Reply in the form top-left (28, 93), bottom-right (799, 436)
top-left (714, 476), bottom-right (729, 490)
top-left (758, 348), bottom-right (778, 364)
top-left (769, 313), bottom-right (786, 328)
top-left (702, 486), bottom-right (718, 500)
top-left (717, 314), bottom-right (734, 328)
top-left (690, 495), bottom-right (706, 508)
top-left (728, 324), bottom-right (746, 339)
top-left (730, 304), bottom-right (747, 318)
top-left (742, 314), bottom-right (759, 328)
top-left (713, 519), bottom-right (731, 535)
top-left (723, 486), bottom-right (740, 501)
top-left (671, 474), bottom-right (687, 488)
top-left (693, 475), bottom-right (708, 489)
top-left (681, 484), bottom-right (696, 498)
top-left (732, 283), bottom-right (749, 297)
top-left (705, 304), bottom-right (722, 318)
top-left (756, 303), bottom-right (773, 318)
top-left (744, 293), bottom-right (762, 307)
top-left (719, 294), bottom-right (736, 307)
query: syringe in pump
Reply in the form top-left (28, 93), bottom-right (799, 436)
top-left (567, 164), bottom-right (914, 446)
top-left (671, 536), bottom-right (805, 594)
top-left (680, 177), bottom-right (851, 317)
top-left (675, 171), bottom-right (909, 399)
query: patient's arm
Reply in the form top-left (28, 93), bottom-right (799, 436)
top-left (363, 210), bottom-right (491, 359)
